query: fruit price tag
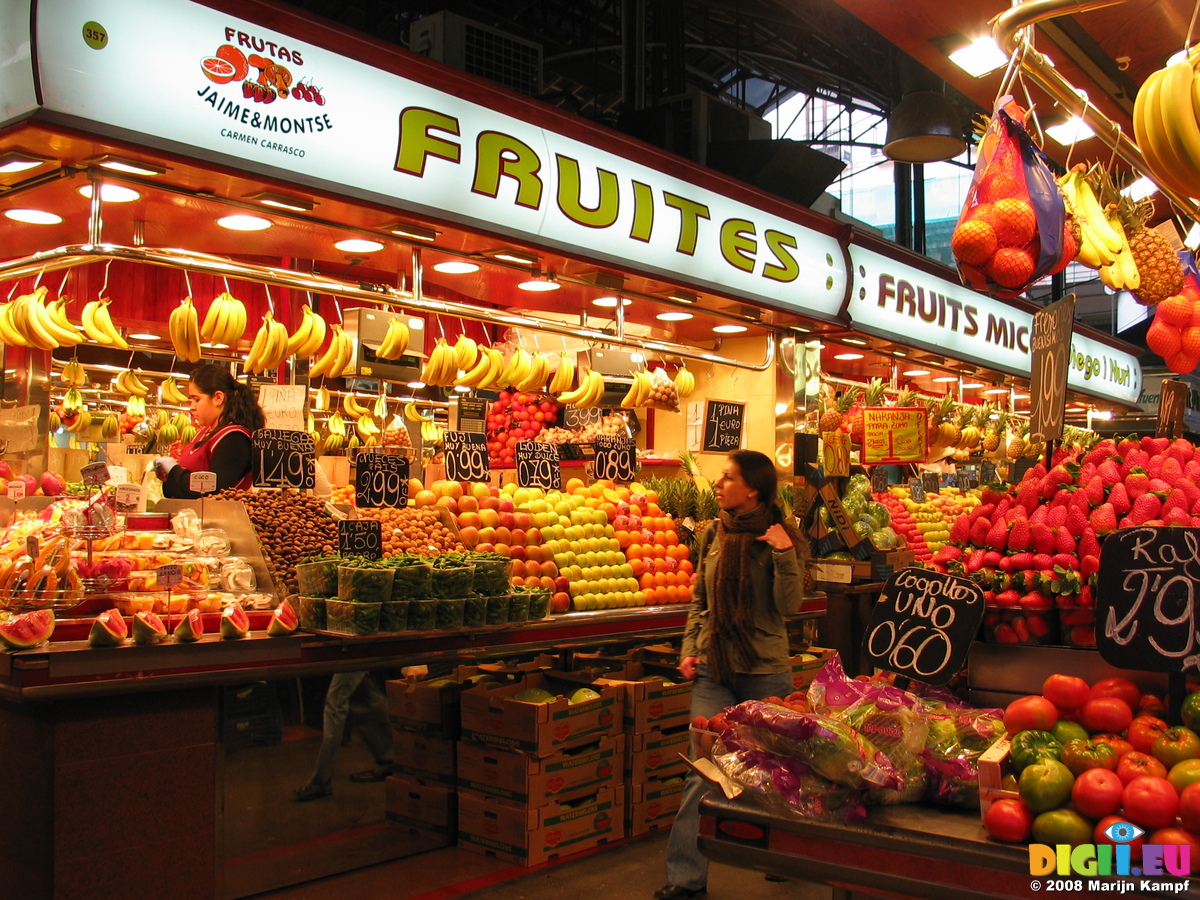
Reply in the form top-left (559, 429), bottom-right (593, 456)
top-left (1029, 293), bottom-right (1076, 445)
top-left (702, 400), bottom-right (744, 452)
top-left (114, 484), bottom-right (141, 510)
top-left (922, 472), bottom-right (941, 494)
top-left (562, 406), bottom-right (602, 430)
top-left (338, 519), bottom-right (382, 560)
top-left (26, 536), bottom-right (38, 559)
top-left (355, 453), bottom-right (410, 508)
top-left (861, 568), bottom-right (986, 685)
top-left (444, 431), bottom-right (489, 483)
top-left (515, 441), bottom-right (562, 490)
top-left (908, 478), bottom-right (925, 503)
top-left (189, 471), bottom-right (217, 495)
top-left (6, 480), bottom-right (25, 501)
top-left (156, 564), bottom-right (183, 589)
top-left (80, 461), bottom-right (110, 487)
top-left (592, 435), bottom-right (638, 483)
top-left (871, 467), bottom-right (888, 493)
top-left (253, 429), bottom-right (316, 490)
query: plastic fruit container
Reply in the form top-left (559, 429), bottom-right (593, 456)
top-left (1059, 607), bottom-right (1096, 649)
top-left (430, 564), bottom-right (474, 599)
top-left (407, 599), bottom-right (439, 632)
top-left (507, 594), bottom-right (530, 623)
top-left (982, 605), bottom-right (1059, 645)
top-left (462, 595), bottom-right (487, 628)
top-left (325, 599), bottom-right (381, 636)
top-left (379, 600), bottom-right (410, 633)
top-left (388, 560), bottom-right (433, 601)
top-left (337, 566), bottom-right (395, 603)
top-left (485, 594), bottom-right (510, 626)
top-left (525, 590), bottom-right (551, 621)
top-left (296, 560), bottom-right (338, 597)
top-left (470, 557), bottom-right (513, 596)
top-left (436, 598), bottom-right (466, 630)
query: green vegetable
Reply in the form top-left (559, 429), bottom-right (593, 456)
top-left (1060, 739), bottom-right (1119, 776)
top-left (1009, 730), bottom-right (1062, 773)
top-left (325, 599), bottom-right (382, 635)
top-left (469, 552), bottom-right (513, 596)
top-left (436, 598), bottom-right (466, 630)
top-left (462, 595), bottom-right (487, 627)
top-left (524, 590), bottom-right (550, 620)
top-left (508, 594), bottom-right (530, 622)
top-left (430, 563), bottom-right (475, 599)
top-left (486, 595), bottom-right (510, 625)
top-left (337, 566), bottom-right (395, 603)
top-left (298, 596), bottom-right (327, 630)
top-left (296, 559), bottom-right (339, 596)
top-left (379, 600), bottom-right (409, 633)
top-left (1017, 759), bottom-right (1074, 813)
top-left (386, 556), bottom-right (433, 601)
top-left (408, 599), bottom-right (439, 631)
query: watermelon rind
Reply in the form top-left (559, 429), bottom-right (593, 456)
top-left (0, 609), bottom-right (55, 649)
top-left (266, 600), bottom-right (298, 636)
top-left (87, 610), bottom-right (127, 648)
top-left (173, 608), bottom-right (204, 642)
top-left (219, 604), bottom-right (250, 639)
top-left (132, 611), bottom-right (167, 644)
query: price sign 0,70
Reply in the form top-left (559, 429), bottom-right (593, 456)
top-left (355, 454), bottom-right (410, 508)
top-left (338, 520), bottom-right (383, 560)
top-left (515, 441), bottom-right (561, 491)
top-left (444, 431), bottom-right (489, 484)
top-left (593, 435), bottom-right (638, 482)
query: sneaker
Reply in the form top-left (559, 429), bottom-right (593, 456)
top-left (292, 783), bottom-right (332, 802)
top-left (348, 767), bottom-right (392, 783)
top-left (653, 885), bottom-right (706, 900)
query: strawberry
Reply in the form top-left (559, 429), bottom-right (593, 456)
top-left (1118, 515), bottom-right (1135, 529)
top-left (1078, 527), bottom-right (1101, 560)
top-left (1008, 551), bottom-right (1035, 570)
top-left (949, 516), bottom-right (970, 545)
top-left (1031, 505), bottom-right (1048, 526)
top-left (1148, 478), bottom-right (1173, 495)
top-left (1121, 450), bottom-right (1150, 477)
top-left (1165, 507), bottom-right (1191, 527)
top-left (1004, 505), bottom-right (1025, 524)
top-left (1089, 503), bottom-right (1117, 535)
top-left (985, 519), bottom-right (1009, 552)
top-left (1083, 439), bottom-right (1117, 466)
top-left (998, 556), bottom-right (1013, 572)
top-left (1050, 490), bottom-right (1074, 509)
top-left (1177, 478), bottom-right (1200, 511)
top-left (1028, 463), bottom-right (1047, 482)
top-left (1096, 459), bottom-right (1122, 486)
top-left (1081, 477), bottom-right (1105, 508)
top-left (1052, 553), bottom-right (1077, 570)
top-left (1016, 480), bottom-right (1041, 513)
top-left (1007, 518), bottom-right (1031, 552)
top-left (1077, 461), bottom-right (1097, 486)
top-left (1064, 506), bottom-right (1089, 542)
top-left (1168, 438), bottom-right (1195, 464)
top-left (1163, 488), bottom-right (1190, 515)
top-left (1146, 454), bottom-right (1166, 479)
top-left (932, 545), bottom-right (963, 564)
top-left (983, 550), bottom-right (1003, 568)
top-left (981, 485), bottom-right (1010, 505)
top-left (971, 503), bottom-right (997, 523)
top-left (1051, 446), bottom-right (1075, 467)
top-left (1117, 436), bottom-right (1140, 456)
top-left (1032, 553), bottom-right (1054, 570)
top-left (995, 589), bottom-right (1021, 608)
top-left (1080, 554), bottom-right (1099, 580)
top-left (993, 623), bottom-right (1018, 642)
top-left (1192, 516), bottom-right (1200, 528)
top-left (969, 517), bottom-right (991, 547)
top-left (1124, 470), bottom-right (1150, 498)
top-left (1021, 589), bottom-right (1054, 611)
top-left (1045, 506), bottom-right (1068, 528)
top-left (1131, 493), bottom-right (1162, 524)
top-left (1079, 584), bottom-right (1095, 608)
top-left (993, 497), bottom-right (1012, 519)
top-left (1040, 462), bottom-right (1079, 499)
top-left (966, 548), bottom-right (987, 573)
top-left (1055, 524), bottom-right (1078, 553)
top-left (1011, 617), bottom-right (1031, 642)
top-left (1142, 435), bottom-right (1170, 456)
top-left (1030, 523), bottom-right (1055, 554)
top-left (1161, 457), bottom-right (1186, 485)
top-left (1108, 482), bottom-right (1132, 515)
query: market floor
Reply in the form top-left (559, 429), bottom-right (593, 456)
top-left (252, 829), bottom-right (832, 900)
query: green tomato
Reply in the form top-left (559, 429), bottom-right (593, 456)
top-left (1060, 739), bottom-right (1119, 777)
top-left (1051, 720), bottom-right (1089, 746)
top-left (1032, 808), bottom-right (1094, 846)
top-left (1181, 691), bottom-right (1200, 732)
top-left (1010, 730), bottom-right (1063, 773)
top-left (1168, 758), bottom-right (1200, 794)
top-left (1018, 759), bottom-right (1075, 813)
top-left (1152, 727), bottom-right (1200, 770)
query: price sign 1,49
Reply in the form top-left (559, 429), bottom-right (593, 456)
top-left (593, 435), bottom-right (637, 482)
top-left (444, 431), bottom-right (489, 484)
top-left (253, 429), bottom-right (316, 490)
top-left (515, 441), bottom-right (561, 491)
top-left (355, 453), bottom-right (410, 508)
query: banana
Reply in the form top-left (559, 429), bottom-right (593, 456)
top-left (454, 345), bottom-right (494, 387)
top-left (420, 338), bottom-right (455, 386)
top-left (1057, 169), bottom-right (1116, 268)
top-left (420, 420), bottom-right (444, 444)
top-left (1106, 207), bottom-right (1140, 291)
top-left (327, 411), bottom-right (347, 436)
top-left (309, 324), bottom-right (343, 379)
top-left (1136, 64), bottom-right (1198, 201)
top-left (1157, 60), bottom-right (1200, 197)
top-left (547, 351), bottom-right (575, 394)
top-left (480, 348), bottom-right (505, 388)
top-left (41, 298), bottom-right (82, 346)
top-left (265, 316), bottom-right (291, 370)
top-left (0, 304), bottom-right (28, 347)
top-left (453, 334), bottom-right (479, 371)
top-left (245, 315), bottom-right (272, 374)
top-left (91, 298), bottom-right (128, 350)
top-left (674, 365), bottom-right (695, 399)
top-left (296, 307), bottom-right (326, 359)
top-left (322, 432), bottom-right (345, 452)
top-left (619, 374), bottom-right (642, 408)
top-left (373, 394), bottom-right (389, 419)
top-left (100, 415), bottom-right (119, 440)
top-left (60, 359), bottom-right (88, 387)
top-left (80, 299), bottom-right (112, 346)
top-left (225, 293), bottom-right (248, 346)
top-left (169, 297), bottom-right (203, 362)
top-left (199, 293), bottom-right (224, 342)
top-left (48, 411), bottom-right (61, 432)
top-left (557, 366), bottom-right (595, 405)
top-left (66, 409), bottom-right (92, 434)
top-left (161, 377), bottom-right (190, 406)
top-left (315, 386), bottom-right (330, 411)
top-left (376, 317), bottom-right (411, 361)
top-left (15, 290), bottom-right (58, 350)
top-left (404, 400), bottom-right (433, 424)
top-left (63, 388), bottom-right (84, 410)
top-left (333, 328), bottom-right (355, 377)
top-left (286, 304), bottom-right (315, 356)
top-left (343, 393), bottom-right (369, 418)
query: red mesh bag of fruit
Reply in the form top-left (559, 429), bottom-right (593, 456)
top-left (952, 98), bottom-right (1072, 297)
top-left (1145, 250), bottom-right (1200, 374)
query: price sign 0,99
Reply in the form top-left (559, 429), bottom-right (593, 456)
top-left (355, 453), bottom-right (410, 508)
top-left (338, 519), bottom-right (383, 560)
top-left (862, 568), bottom-right (986, 685)
top-left (1096, 527), bottom-right (1200, 672)
top-left (908, 477), bottom-right (925, 503)
top-left (593, 435), bottom-right (638, 483)
top-left (515, 441), bottom-right (561, 491)
top-left (80, 461), bottom-right (110, 487)
top-left (253, 429), bottom-right (316, 490)
top-left (444, 431), bottom-right (489, 484)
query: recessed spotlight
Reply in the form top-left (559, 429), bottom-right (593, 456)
top-left (713, 324), bottom-right (747, 334)
top-left (246, 190), bottom-right (315, 212)
top-left (519, 278), bottom-right (561, 292)
top-left (334, 238), bottom-right (383, 252)
top-left (0, 151), bottom-right (53, 174)
top-left (903, 368), bottom-right (930, 377)
top-left (948, 35), bottom-right (1008, 78)
top-left (656, 311), bottom-right (693, 322)
top-left (485, 249), bottom-right (540, 266)
top-left (407, 381), bottom-right (426, 389)
top-left (592, 296), bottom-right (631, 307)
top-left (384, 222), bottom-right (438, 242)
top-left (834, 352), bottom-right (863, 360)
top-left (128, 332), bottom-right (161, 341)
top-left (983, 387), bottom-right (1010, 395)
top-left (433, 261), bottom-right (480, 274)
top-left (77, 184), bottom-right (141, 203)
top-left (453, 385), bottom-right (471, 393)
top-left (86, 155), bottom-right (168, 177)
top-left (218, 214), bottom-right (272, 231)
top-left (1013, 392), bottom-right (1030, 400)
top-left (962, 381), bottom-right (985, 389)
top-left (932, 375), bottom-right (959, 383)
top-left (842, 338), bottom-right (868, 346)
top-left (4, 209), bottom-right (62, 224)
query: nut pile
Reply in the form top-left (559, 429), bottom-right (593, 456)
top-left (215, 488), bottom-right (337, 594)
top-left (356, 506), bottom-right (463, 556)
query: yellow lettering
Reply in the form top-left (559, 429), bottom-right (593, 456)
top-left (720, 218), bottom-right (757, 273)
top-left (1029, 845), bottom-right (1056, 877)
top-left (474, 131), bottom-right (543, 208)
top-left (555, 155), bottom-right (619, 228)
top-left (630, 181), bottom-right (654, 242)
top-left (763, 229), bottom-right (800, 283)
top-left (395, 107), bottom-right (461, 176)
top-left (663, 192), bottom-right (711, 255)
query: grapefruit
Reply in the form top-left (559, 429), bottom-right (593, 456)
top-left (215, 44), bottom-right (249, 80)
top-left (201, 56), bottom-right (237, 84)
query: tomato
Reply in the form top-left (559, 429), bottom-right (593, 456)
top-left (1180, 782), bottom-right (1200, 832)
top-left (1018, 759), bottom-right (1075, 813)
top-left (1169, 759), bottom-right (1200, 794)
top-left (1043, 674), bottom-right (1090, 711)
top-left (1091, 677), bottom-right (1142, 711)
top-left (1093, 734), bottom-right (1134, 759)
top-left (1127, 715), bottom-right (1169, 754)
top-left (1140, 694), bottom-right (1167, 718)
top-left (1116, 751), bottom-right (1169, 785)
top-left (1032, 808), bottom-right (1094, 846)
top-left (1010, 730), bottom-right (1062, 772)
top-left (1147, 828), bottom-right (1200, 875)
top-left (1050, 719), bottom-right (1089, 746)
top-left (1152, 727), bottom-right (1200, 769)
top-left (983, 798), bottom-right (1033, 843)
top-left (1122, 775), bottom-right (1180, 829)
top-left (1182, 691), bottom-right (1200, 733)
top-left (1095, 814), bottom-right (1146, 858)
top-left (1071, 767), bottom-right (1125, 818)
top-left (1060, 739), bottom-right (1119, 776)
top-left (1079, 697), bottom-right (1133, 734)
top-left (1005, 695), bottom-right (1059, 735)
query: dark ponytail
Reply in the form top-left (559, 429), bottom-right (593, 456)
top-left (189, 364), bottom-right (265, 443)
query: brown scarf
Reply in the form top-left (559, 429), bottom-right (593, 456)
top-left (707, 503), bottom-right (775, 686)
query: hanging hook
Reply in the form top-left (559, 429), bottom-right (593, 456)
top-left (183, 269), bottom-right (193, 299)
top-left (264, 284), bottom-right (275, 316)
top-left (31, 266), bottom-right (47, 292)
top-left (99, 259), bottom-right (113, 299)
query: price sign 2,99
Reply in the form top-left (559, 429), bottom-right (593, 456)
top-left (861, 568), bottom-right (986, 685)
top-left (593, 435), bottom-right (638, 483)
top-left (355, 453), bottom-right (410, 508)
top-left (444, 431), bottom-right (489, 484)
top-left (515, 441), bottom-right (561, 491)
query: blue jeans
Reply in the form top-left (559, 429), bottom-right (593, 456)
top-left (664, 665), bottom-right (795, 890)
top-left (304, 671), bottom-right (393, 790)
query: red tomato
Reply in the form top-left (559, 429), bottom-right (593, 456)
top-left (1043, 674), bottom-right (1090, 711)
top-left (1091, 677), bottom-right (1143, 711)
top-left (1080, 697), bottom-right (1133, 734)
top-left (1094, 733), bottom-right (1134, 759)
top-left (1128, 716), bottom-right (1171, 754)
top-left (1004, 695), bottom-right (1059, 735)
top-left (1117, 751), bottom-right (1169, 785)
top-left (1095, 814), bottom-right (1146, 858)
top-left (1147, 828), bottom-right (1200, 875)
top-left (983, 798), bottom-right (1034, 843)
top-left (1140, 694), bottom-right (1167, 717)
top-left (1122, 775), bottom-right (1180, 829)
top-left (1180, 782), bottom-right (1200, 832)
top-left (1072, 767), bottom-right (1125, 818)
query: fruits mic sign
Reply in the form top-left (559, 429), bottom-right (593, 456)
top-left (355, 453), bottom-right (410, 508)
top-left (862, 567), bottom-right (986, 684)
top-left (444, 431), bottom-right (489, 484)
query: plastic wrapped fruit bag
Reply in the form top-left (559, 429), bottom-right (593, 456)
top-left (869, 526), bottom-right (898, 550)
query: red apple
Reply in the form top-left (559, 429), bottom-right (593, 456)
top-left (526, 560), bottom-right (542, 578)
top-left (458, 526), bottom-right (479, 546)
top-left (551, 592), bottom-right (571, 613)
top-left (513, 511), bottom-right (532, 530)
top-left (510, 528), bottom-right (526, 546)
top-left (554, 576), bottom-right (570, 593)
top-left (476, 542), bottom-right (496, 553)
top-left (499, 512), bottom-right (515, 529)
top-left (508, 545), bottom-right (527, 561)
top-left (480, 496), bottom-right (501, 512)
top-left (495, 526), bottom-right (512, 544)
top-left (459, 496), bottom-right (479, 514)
top-left (498, 498), bottom-right (515, 514)
top-left (458, 511), bottom-right (482, 529)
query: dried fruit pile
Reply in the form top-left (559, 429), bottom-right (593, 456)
top-left (214, 489), bottom-right (337, 595)
top-left (356, 506), bottom-right (463, 556)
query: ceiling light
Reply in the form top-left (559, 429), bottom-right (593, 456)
top-left (948, 36), bottom-right (1008, 78)
top-left (1091, 410), bottom-right (1114, 420)
top-left (1121, 177), bottom-right (1158, 202)
top-left (407, 317), bottom-right (424, 330)
top-left (218, 214), bottom-right (272, 231)
top-left (519, 276), bottom-right (561, 292)
top-left (932, 375), bottom-right (959, 383)
top-left (128, 332), bottom-right (161, 341)
top-left (834, 352), bottom-right (863, 360)
top-left (903, 368), bottom-right (931, 377)
top-left (884, 91), bottom-right (966, 163)
top-left (713, 324), bottom-right (747, 334)
top-left (407, 381), bottom-right (426, 389)
top-left (0, 151), bottom-right (53, 173)
top-left (4, 209), bottom-right (63, 224)
top-left (656, 311), bottom-right (693, 322)
top-left (486, 249), bottom-right (540, 266)
top-left (453, 385), bottom-right (471, 392)
top-left (1014, 392), bottom-right (1030, 400)
top-left (659, 290), bottom-right (699, 304)
top-left (592, 296), bottom-right (631, 307)
top-left (86, 154), bottom-right (168, 176)
top-left (77, 184), bottom-right (141, 203)
top-left (1046, 116), bottom-right (1095, 145)
top-left (983, 387), bottom-right (1011, 395)
top-left (246, 190), bottom-right (315, 212)
top-left (842, 337), bottom-right (868, 346)
top-left (1169, 48), bottom-right (1191, 66)
top-left (433, 261), bottom-right (480, 274)
top-left (334, 238), bottom-right (384, 252)
top-left (962, 381), bottom-right (985, 389)
top-left (384, 221), bottom-right (438, 242)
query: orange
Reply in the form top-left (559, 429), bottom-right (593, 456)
top-left (987, 246), bottom-right (1036, 290)
top-left (639, 573), bottom-right (655, 591)
top-left (201, 56), bottom-right (237, 84)
top-left (645, 489), bottom-right (659, 504)
top-left (664, 531), bottom-right (678, 546)
top-left (585, 497), bottom-right (600, 509)
top-left (629, 558), bottom-right (645, 577)
top-left (951, 217), bottom-right (998, 266)
top-left (678, 559), bottom-right (694, 576)
top-left (599, 503), bottom-right (617, 522)
top-left (602, 488), bottom-right (620, 503)
top-left (566, 477), bottom-right (586, 493)
top-left (614, 530), bottom-right (632, 548)
top-left (645, 503), bottom-right (662, 518)
top-left (667, 586), bottom-right (682, 603)
top-left (628, 543), bottom-right (643, 560)
top-left (616, 487), bottom-right (631, 502)
top-left (589, 483), bottom-right (606, 499)
top-left (654, 572), bottom-right (668, 587)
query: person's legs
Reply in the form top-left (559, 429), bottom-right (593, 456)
top-left (300, 671), bottom-right (368, 794)
top-left (347, 673), bottom-right (394, 778)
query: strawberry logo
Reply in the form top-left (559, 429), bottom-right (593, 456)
top-left (648, 803), bottom-right (661, 817)
top-left (554, 724), bottom-right (570, 740)
top-left (599, 710), bottom-right (613, 727)
top-left (595, 814), bottom-right (611, 830)
top-left (487, 717), bottom-right (505, 731)
top-left (545, 829), bottom-right (562, 847)
top-left (597, 762), bottom-right (612, 778)
top-left (484, 769), bottom-right (499, 783)
top-left (649, 702), bottom-right (664, 718)
top-left (547, 776), bottom-right (564, 793)
top-left (647, 752), bottom-right (662, 768)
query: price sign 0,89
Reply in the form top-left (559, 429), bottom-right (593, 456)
top-left (861, 568), bottom-right (986, 685)
top-left (515, 441), bottom-right (561, 491)
top-left (338, 519), bottom-right (383, 560)
top-left (593, 435), bottom-right (637, 483)
top-left (444, 431), bottom-right (489, 484)
top-left (355, 454), bottom-right (410, 508)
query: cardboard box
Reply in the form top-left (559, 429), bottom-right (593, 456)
top-left (976, 736), bottom-right (1019, 819)
top-left (593, 663), bottom-right (693, 734)
top-left (624, 726), bottom-right (690, 783)
top-left (457, 735), bottom-right (623, 804)
top-left (385, 775), bottom-right (457, 839)
top-left (392, 729), bottom-right (457, 786)
top-left (871, 548), bottom-right (915, 581)
top-left (790, 646), bottom-right (837, 690)
top-left (457, 786), bottom-right (623, 866)
top-left (625, 775), bottom-right (686, 837)
top-left (459, 672), bottom-right (621, 756)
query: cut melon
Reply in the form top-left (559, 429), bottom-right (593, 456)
top-left (0, 609), bottom-right (55, 649)
top-left (173, 608), bottom-right (204, 642)
top-left (220, 604), bottom-right (250, 639)
top-left (132, 610), bottom-right (167, 644)
top-left (87, 609), bottom-right (128, 648)
top-left (266, 599), bottom-right (298, 636)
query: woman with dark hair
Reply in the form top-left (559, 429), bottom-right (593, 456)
top-left (154, 364), bottom-right (266, 499)
top-left (655, 448), bottom-right (806, 900)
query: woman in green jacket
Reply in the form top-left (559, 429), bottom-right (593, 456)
top-left (655, 449), bottom-right (806, 900)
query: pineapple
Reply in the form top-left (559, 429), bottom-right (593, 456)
top-left (1125, 198), bottom-right (1184, 305)
top-left (983, 409), bottom-right (1007, 454)
top-left (847, 378), bottom-right (886, 445)
top-left (1007, 421), bottom-right (1027, 460)
top-left (893, 387), bottom-right (918, 409)
top-left (818, 385), bottom-right (861, 435)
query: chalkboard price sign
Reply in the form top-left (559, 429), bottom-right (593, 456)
top-left (444, 431), bottom-right (490, 483)
top-left (956, 472), bottom-right (976, 492)
top-left (1096, 527), bottom-right (1200, 672)
top-left (1029, 293), bottom-right (1076, 445)
top-left (908, 477), bottom-right (925, 502)
top-left (253, 429), bottom-right (316, 490)
top-left (862, 568), bottom-right (987, 685)
top-left (922, 472), bottom-right (941, 494)
top-left (593, 435), bottom-right (638, 482)
top-left (563, 406), bottom-right (603, 430)
top-left (871, 467), bottom-right (889, 493)
top-left (702, 400), bottom-right (745, 452)
top-left (355, 453), bottom-right (410, 508)
top-left (515, 441), bottom-right (562, 490)
top-left (338, 519), bottom-right (383, 560)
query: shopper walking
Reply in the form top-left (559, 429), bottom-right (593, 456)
top-left (655, 449), bottom-right (806, 900)
top-left (293, 670), bottom-right (394, 801)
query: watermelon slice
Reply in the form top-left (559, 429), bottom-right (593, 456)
top-left (266, 599), bottom-right (298, 636)
top-left (87, 609), bottom-right (128, 648)
top-left (220, 604), bottom-right (250, 639)
top-left (173, 608), bottom-right (204, 642)
top-left (0, 609), bottom-right (55, 649)
top-left (132, 610), bottom-right (167, 644)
